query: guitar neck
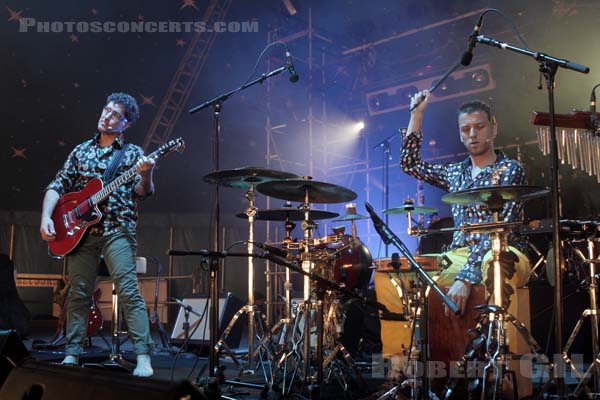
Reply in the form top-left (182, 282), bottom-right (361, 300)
top-left (86, 137), bottom-right (183, 207)
top-left (90, 166), bottom-right (138, 205)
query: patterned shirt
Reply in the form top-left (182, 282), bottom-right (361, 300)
top-left (400, 130), bottom-right (528, 285)
top-left (46, 133), bottom-right (151, 237)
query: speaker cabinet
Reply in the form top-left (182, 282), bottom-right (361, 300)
top-left (0, 329), bottom-right (29, 388)
top-left (170, 293), bottom-right (245, 349)
top-left (0, 359), bottom-right (205, 400)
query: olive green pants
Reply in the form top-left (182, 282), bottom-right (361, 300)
top-left (65, 229), bottom-right (153, 356)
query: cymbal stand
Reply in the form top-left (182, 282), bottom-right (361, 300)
top-left (467, 206), bottom-right (512, 399)
top-left (298, 189), bottom-right (324, 397)
top-left (215, 184), bottom-right (272, 381)
top-left (561, 231), bottom-right (600, 399)
top-left (269, 219), bottom-right (296, 347)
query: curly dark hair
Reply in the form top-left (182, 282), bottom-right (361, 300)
top-left (106, 92), bottom-right (140, 126)
top-left (457, 100), bottom-right (494, 124)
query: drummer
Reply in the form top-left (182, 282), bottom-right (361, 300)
top-left (401, 91), bottom-right (531, 316)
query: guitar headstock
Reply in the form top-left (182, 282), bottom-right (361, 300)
top-left (151, 137), bottom-right (185, 159)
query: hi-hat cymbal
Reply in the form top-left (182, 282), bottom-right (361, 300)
top-left (383, 205), bottom-right (438, 215)
top-left (256, 179), bottom-right (357, 204)
top-left (203, 166), bottom-right (299, 188)
top-left (333, 213), bottom-right (369, 222)
top-left (442, 185), bottom-right (549, 208)
top-left (236, 208), bottom-right (339, 221)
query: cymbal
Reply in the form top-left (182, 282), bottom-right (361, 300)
top-left (333, 213), bottom-right (369, 222)
top-left (236, 208), bottom-right (339, 221)
top-left (442, 185), bottom-right (549, 208)
top-left (383, 205), bottom-right (438, 215)
top-left (203, 166), bottom-right (299, 188)
top-left (256, 179), bottom-right (357, 204)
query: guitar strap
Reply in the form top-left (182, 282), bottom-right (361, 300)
top-left (102, 143), bottom-right (130, 184)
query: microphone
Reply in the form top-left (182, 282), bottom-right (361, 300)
top-left (253, 242), bottom-right (289, 258)
top-left (170, 297), bottom-right (193, 311)
top-left (461, 13), bottom-right (484, 66)
top-left (285, 49), bottom-right (300, 83)
top-left (364, 202), bottom-right (392, 245)
top-left (590, 85), bottom-right (598, 113)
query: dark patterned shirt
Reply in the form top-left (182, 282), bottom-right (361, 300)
top-left (400, 130), bottom-right (528, 285)
top-left (46, 133), bottom-right (150, 237)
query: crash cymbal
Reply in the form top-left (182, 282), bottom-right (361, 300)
top-left (383, 205), bottom-right (438, 215)
top-left (236, 208), bottom-right (339, 221)
top-left (256, 179), bottom-right (357, 204)
top-left (203, 166), bottom-right (299, 188)
top-left (442, 185), bottom-right (549, 208)
top-left (333, 213), bottom-right (369, 222)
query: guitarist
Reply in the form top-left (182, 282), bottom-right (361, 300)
top-left (39, 93), bottom-right (154, 377)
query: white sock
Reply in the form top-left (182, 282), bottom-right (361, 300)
top-left (61, 355), bottom-right (79, 365)
top-left (133, 354), bottom-right (153, 377)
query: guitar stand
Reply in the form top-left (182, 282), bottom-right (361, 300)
top-left (101, 282), bottom-right (135, 372)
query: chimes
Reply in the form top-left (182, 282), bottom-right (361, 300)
top-left (531, 111), bottom-right (600, 183)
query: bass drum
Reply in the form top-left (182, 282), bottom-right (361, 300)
top-left (417, 216), bottom-right (454, 254)
top-left (330, 235), bottom-right (373, 291)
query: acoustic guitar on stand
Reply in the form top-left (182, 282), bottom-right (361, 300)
top-left (48, 138), bottom-right (185, 257)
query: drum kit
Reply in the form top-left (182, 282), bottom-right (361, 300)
top-left (199, 167), bottom-right (376, 394)
top-left (173, 165), bottom-right (600, 399)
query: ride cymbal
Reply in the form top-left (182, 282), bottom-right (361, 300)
top-left (441, 185), bottom-right (549, 208)
top-left (203, 166), bottom-right (299, 188)
top-left (236, 208), bottom-right (339, 221)
top-left (383, 205), bottom-right (438, 215)
top-left (333, 213), bottom-right (369, 222)
top-left (256, 179), bottom-right (357, 204)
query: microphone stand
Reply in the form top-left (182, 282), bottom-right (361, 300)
top-left (188, 62), bottom-right (296, 378)
top-left (373, 132), bottom-right (399, 257)
top-left (168, 249), bottom-right (252, 397)
top-left (364, 202), bottom-right (459, 400)
top-left (475, 34), bottom-right (589, 399)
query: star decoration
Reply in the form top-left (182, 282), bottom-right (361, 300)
top-left (91, 8), bottom-right (98, 15)
top-left (140, 95), bottom-right (155, 106)
top-left (69, 34), bottom-right (79, 43)
top-left (11, 147), bottom-right (27, 159)
top-left (73, 82), bottom-right (80, 88)
top-left (7, 6), bottom-right (23, 21)
top-left (21, 79), bottom-right (27, 88)
top-left (180, 0), bottom-right (199, 11)
top-left (176, 38), bottom-right (186, 47)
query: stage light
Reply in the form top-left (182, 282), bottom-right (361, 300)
top-left (354, 121), bottom-right (365, 133)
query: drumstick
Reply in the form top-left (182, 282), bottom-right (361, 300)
top-left (409, 59), bottom-right (462, 112)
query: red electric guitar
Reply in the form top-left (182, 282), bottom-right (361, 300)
top-left (48, 138), bottom-right (185, 257)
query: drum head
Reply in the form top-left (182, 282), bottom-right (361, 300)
top-left (417, 217), bottom-right (454, 254)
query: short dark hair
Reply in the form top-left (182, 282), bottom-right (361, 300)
top-left (106, 92), bottom-right (140, 126)
top-left (457, 100), bottom-right (494, 123)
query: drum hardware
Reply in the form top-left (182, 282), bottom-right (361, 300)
top-left (256, 177), bottom-right (358, 395)
top-left (441, 185), bottom-right (549, 399)
top-left (261, 249), bottom-right (374, 398)
top-left (202, 167), bottom-right (298, 379)
top-left (560, 232), bottom-right (600, 399)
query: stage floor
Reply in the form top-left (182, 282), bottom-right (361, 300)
top-left (11, 320), bottom-right (587, 400)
